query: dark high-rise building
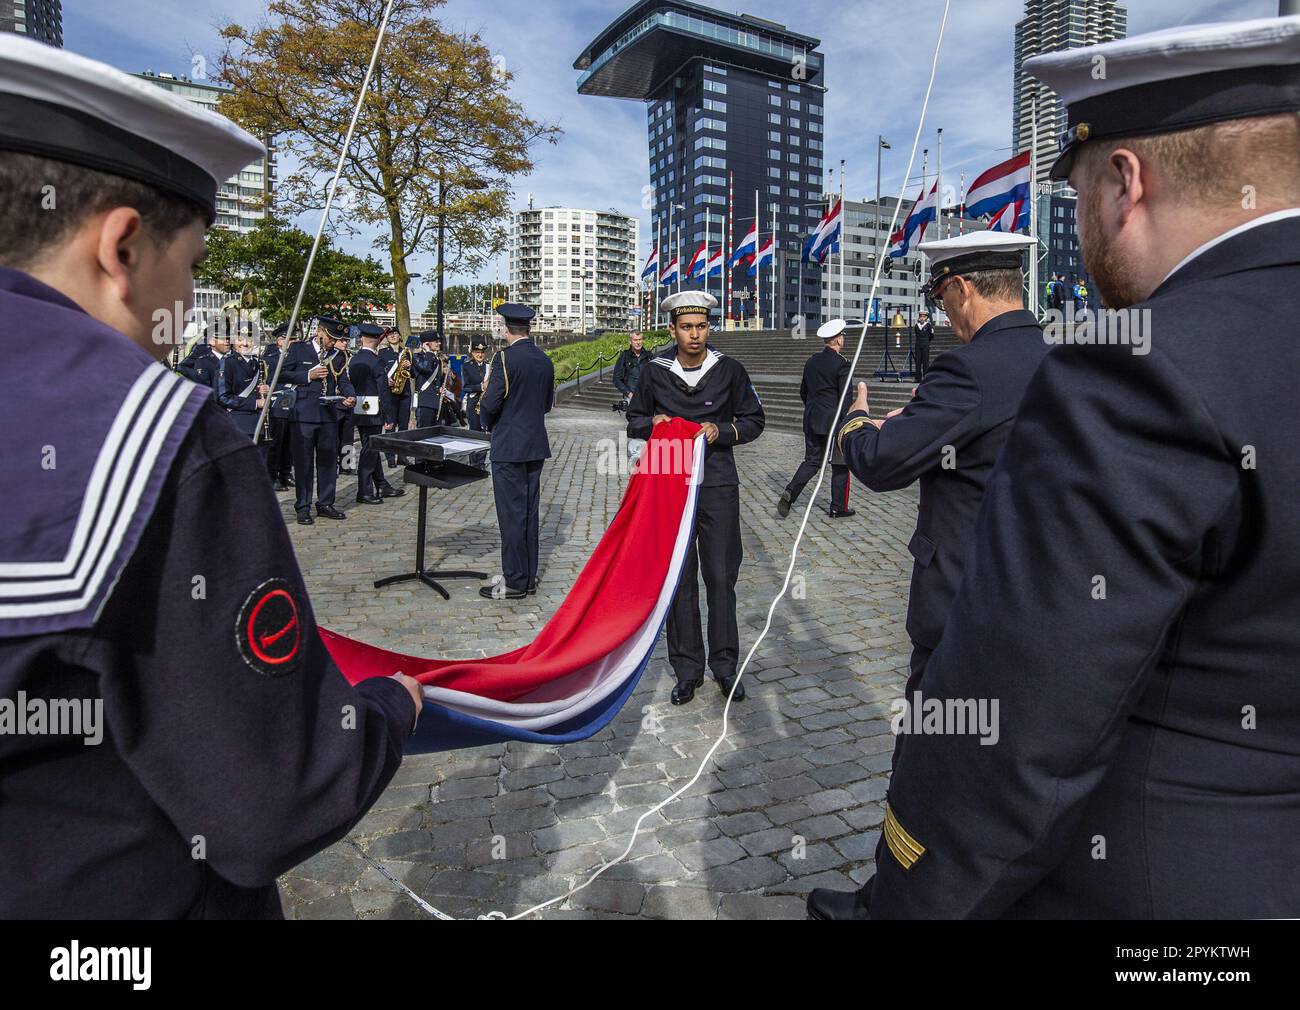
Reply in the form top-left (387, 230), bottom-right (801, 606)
top-left (575, 1), bottom-right (827, 328)
top-left (1, 1), bottom-right (62, 46)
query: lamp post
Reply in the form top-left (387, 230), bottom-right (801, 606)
top-left (876, 136), bottom-right (891, 229)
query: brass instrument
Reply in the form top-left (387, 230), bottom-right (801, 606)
top-left (391, 344), bottom-right (413, 395)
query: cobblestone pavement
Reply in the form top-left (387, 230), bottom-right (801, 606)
top-left (278, 407), bottom-right (919, 920)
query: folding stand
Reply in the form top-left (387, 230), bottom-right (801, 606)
top-left (374, 463), bottom-right (488, 599)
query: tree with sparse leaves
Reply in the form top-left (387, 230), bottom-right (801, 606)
top-left (217, 0), bottom-right (558, 336)
top-left (425, 283), bottom-right (508, 315)
top-left (195, 217), bottom-right (393, 324)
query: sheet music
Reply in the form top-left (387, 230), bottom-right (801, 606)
top-left (416, 436), bottom-right (484, 453)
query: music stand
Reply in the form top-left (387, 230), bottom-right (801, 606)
top-left (369, 426), bottom-right (491, 600)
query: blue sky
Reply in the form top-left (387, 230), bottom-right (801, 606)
top-left (66, 0), bottom-right (1277, 308)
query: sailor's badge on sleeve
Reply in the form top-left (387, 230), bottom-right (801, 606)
top-left (883, 803), bottom-right (926, 871)
top-left (236, 578), bottom-right (304, 677)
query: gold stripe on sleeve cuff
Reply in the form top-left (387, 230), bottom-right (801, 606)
top-left (883, 803), bottom-right (926, 871)
top-left (837, 417), bottom-right (871, 453)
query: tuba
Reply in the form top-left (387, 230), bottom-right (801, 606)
top-left (391, 345), bottom-right (413, 395)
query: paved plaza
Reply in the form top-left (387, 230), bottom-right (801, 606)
top-left (278, 407), bottom-right (920, 920)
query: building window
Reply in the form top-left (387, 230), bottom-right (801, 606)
top-left (768, 113), bottom-right (782, 125)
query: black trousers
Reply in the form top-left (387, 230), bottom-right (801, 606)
top-left (491, 459), bottom-right (544, 592)
top-left (384, 393), bottom-right (412, 464)
top-left (466, 395), bottom-right (484, 432)
top-left (356, 425), bottom-right (388, 498)
top-left (892, 641), bottom-right (934, 774)
top-left (266, 416), bottom-right (292, 480)
top-left (291, 419), bottom-right (339, 512)
top-left (416, 404), bottom-right (440, 428)
top-left (785, 430), bottom-right (850, 512)
top-left (916, 337), bottom-right (931, 381)
top-left (668, 483), bottom-right (742, 684)
top-left (337, 414), bottom-right (356, 470)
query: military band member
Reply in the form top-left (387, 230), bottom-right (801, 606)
top-left (217, 327), bottom-right (271, 454)
top-left (812, 14), bottom-right (1300, 920)
top-left (462, 340), bottom-right (488, 432)
top-left (176, 324), bottom-right (228, 390)
top-left (349, 323), bottom-right (406, 505)
top-left (0, 37), bottom-right (421, 918)
top-left (262, 323), bottom-right (294, 490)
top-left (627, 291), bottom-right (765, 705)
top-left (330, 329), bottom-right (357, 475)
top-left (412, 330), bottom-right (444, 428)
top-left (479, 303), bottom-right (554, 600)
top-left (778, 319), bottom-right (854, 519)
top-left (282, 316), bottom-right (356, 525)
top-left (379, 328), bottom-right (415, 466)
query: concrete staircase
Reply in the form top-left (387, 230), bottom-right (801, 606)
top-left (558, 326), bottom-right (962, 433)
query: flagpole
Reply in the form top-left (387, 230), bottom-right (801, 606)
top-left (838, 160), bottom-right (845, 323)
top-left (727, 171), bottom-right (734, 330)
top-left (754, 189), bottom-right (761, 330)
top-left (936, 128), bottom-right (944, 242)
top-left (1029, 100), bottom-right (1040, 316)
top-left (770, 201), bottom-right (777, 331)
top-left (656, 219), bottom-right (662, 328)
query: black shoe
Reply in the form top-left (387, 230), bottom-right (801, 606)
top-left (296, 511), bottom-right (314, 526)
top-left (806, 887), bottom-right (871, 921)
top-left (829, 506), bottom-right (856, 518)
top-left (777, 490), bottom-right (793, 518)
top-left (317, 505), bottom-right (347, 520)
top-left (671, 678), bottom-right (704, 706)
top-left (355, 495), bottom-right (383, 505)
top-left (715, 675), bottom-right (746, 702)
top-left (527, 583), bottom-right (537, 596)
top-left (272, 480), bottom-right (291, 492)
top-left (379, 486), bottom-right (406, 498)
top-left (385, 457), bottom-right (397, 468)
top-left (479, 584), bottom-right (527, 600)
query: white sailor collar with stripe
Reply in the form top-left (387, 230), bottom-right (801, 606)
top-left (654, 347), bottom-right (726, 390)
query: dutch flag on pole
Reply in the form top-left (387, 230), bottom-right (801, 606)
top-left (988, 198), bottom-right (1029, 234)
top-left (730, 224), bottom-right (759, 268)
top-left (641, 245), bottom-right (659, 281)
top-left (811, 200), bottom-right (843, 263)
top-left (748, 236), bottom-right (775, 276)
top-left (965, 150), bottom-right (1031, 221)
top-left (686, 242), bottom-right (708, 280)
top-left (887, 185), bottom-right (933, 258)
top-left (659, 256), bottom-right (680, 286)
top-left (705, 247), bottom-right (724, 278)
top-left (802, 207), bottom-right (829, 264)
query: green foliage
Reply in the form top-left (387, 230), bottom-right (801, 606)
top-left (425, 283), bottom-right (508, 314)
top-left (195, 217), bottom-right (393, 323)
top-left (547, 330), bottom-right (672, 384)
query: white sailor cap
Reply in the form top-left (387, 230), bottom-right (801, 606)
top-left (660, 291), bottom-right (719, 320)
top-left (0, 35), bottom-right (265, 223)
top-left (918, 232), bottom-right (1036, 298)
top-left (1026, 15), bottom-right (1300, 181)
top-left (817, 319), bottom-right (847, 341)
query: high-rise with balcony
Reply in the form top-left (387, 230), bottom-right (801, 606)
top-left (509, 206), bottom-right (641, 333)
top-left (1, 1), bottom-right (62, 46)
top-left (575, 2), bottom-right (826, 328)
top-left (1013, 1), bottom-right (1127, 192)
top-left (134, 71), bottom-right (277, 330)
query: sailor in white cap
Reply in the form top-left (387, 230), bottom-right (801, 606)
top-left (627, 290), bottom-right (765, 705)
top-left (776, 318), bottom-right (854, 519)
top-left (0, 36), bottom-right (422, 918)
top-left (817, 15), bottom-right (1300, 920)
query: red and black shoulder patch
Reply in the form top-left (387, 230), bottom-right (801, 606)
top-left (236, 578), bottom-right (303, 677)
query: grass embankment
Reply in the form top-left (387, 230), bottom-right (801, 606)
top-left (547, 329), bottom-right (671, 384)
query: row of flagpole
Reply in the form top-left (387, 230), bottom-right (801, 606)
top-left (639, 125), bottom-right (1041, 329)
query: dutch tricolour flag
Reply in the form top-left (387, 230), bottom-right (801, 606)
top-left (641, 245), bottom-right (659, 282)
top-left (811, 200), bottom-right (843, 263)
top-left (748, 237), bottom-right (775, 276)
top-left (659, 256), bottom-right (680, 286)
top-left (988, 198), bottom-right (1029, 234)
top-left (705, 247), bottom-right (724, 278)
top-left (965, 151), bottom-right (1032, 221)
top-left (325, 420), bottom-right (708, 752)
top-left (888, 184), bottom-right (938, 258)
top-left (730, 224), bottom-right (759, 268)
top-left (685, 242), bottom-right (709, 281)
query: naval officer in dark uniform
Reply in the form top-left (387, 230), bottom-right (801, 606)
top-left (378, 328), bottom-right (414, 466)
top-left (281, 316), bottom-right (356, 525)
top-left (811, 14), bottom-right (1300, 920)
top-left (262, 323), bottom-right (294, 490)
top-left (479, 303), bottom-right (554, 600)
top-left (778, 319), bottom-right (854, 519)
top-left (217, 326), bottom-right (271, 444)
top-left (411, 330), bottom-right (445, 428)
top-left (462, 340), bottom-right (488, 432)
top-left (176, 325), bottom-right (228, 390)
top-left (627, 291), bottom-right (766, 705)
top-left (0, 37), bottom-right (422, 918)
